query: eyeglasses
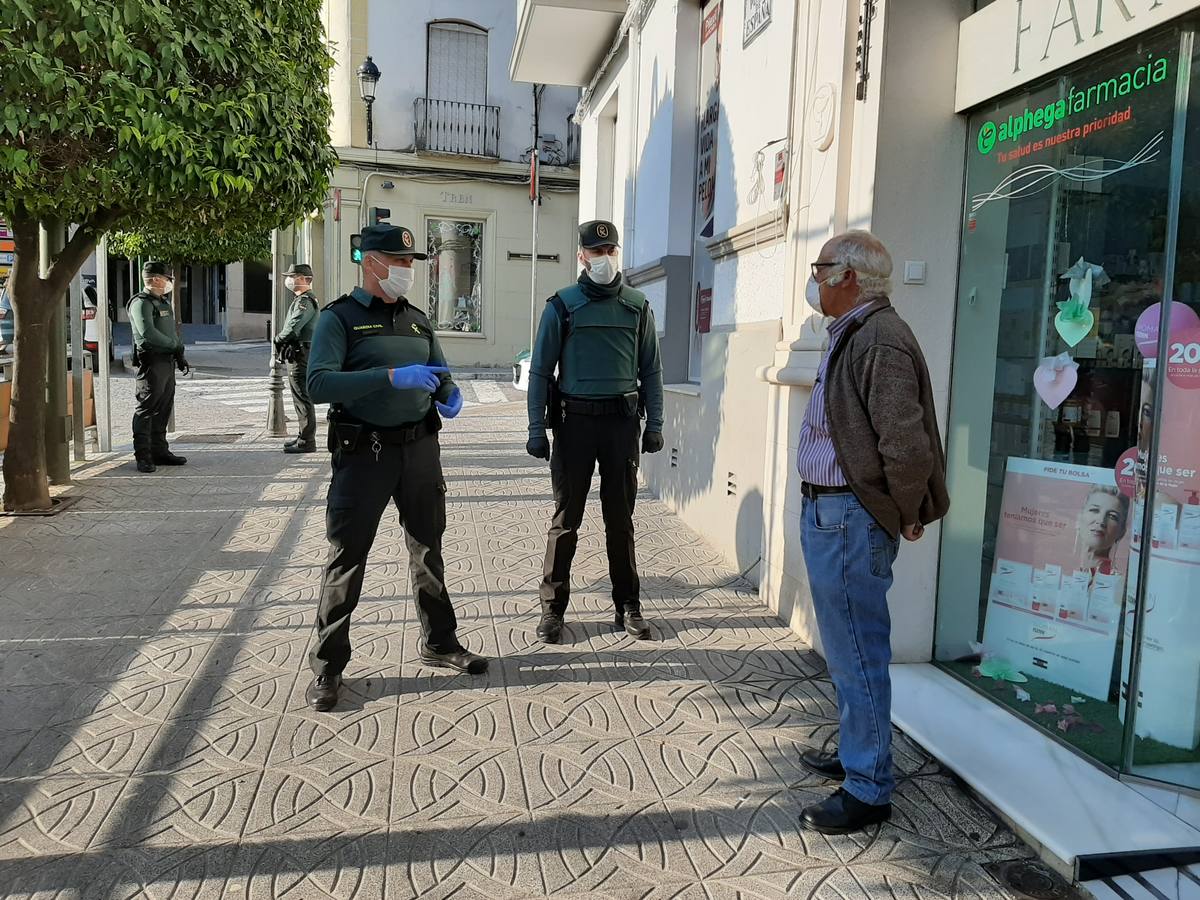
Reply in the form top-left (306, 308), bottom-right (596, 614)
top-left (811, 261), bottom-right (841, 280)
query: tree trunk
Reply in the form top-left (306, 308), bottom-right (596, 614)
top-left (2, 214), bottom-right (105, 511)
top-left (2, 224), bottom-right (54, 511)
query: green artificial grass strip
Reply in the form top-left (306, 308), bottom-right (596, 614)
top-left (942, 661), bottom-right (1200, 769)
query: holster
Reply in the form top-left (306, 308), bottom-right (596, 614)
top-left (546, 379), bottom-right (563, 429)
top-left (620, 391), bottom-right (639, 418)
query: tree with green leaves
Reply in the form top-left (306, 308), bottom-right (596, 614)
top-left (0, 0), bottom-right (336, 511)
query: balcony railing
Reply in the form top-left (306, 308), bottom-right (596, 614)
top-left (414, 98), bottom-right (501, 159)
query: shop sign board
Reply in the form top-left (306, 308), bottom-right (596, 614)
top-left (982, 457), bottom-right (1131, 700)
top-left (743, 0), bottom-right (771, 47)
top-left (695, 287), bottom-right (712, 334)
top-left (956, 0), bottom-right (1200, 111)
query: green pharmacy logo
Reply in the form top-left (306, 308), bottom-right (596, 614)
top-left (977, 54), bottom-right (1170, 156)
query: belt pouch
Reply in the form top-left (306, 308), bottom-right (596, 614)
top-left (332, 422), bottom-right (363, 453)
top-left (620, 391), bottom-right (640, 418)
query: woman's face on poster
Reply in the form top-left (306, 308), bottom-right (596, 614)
top-left (1078, 492), bottom-right (1126, 555)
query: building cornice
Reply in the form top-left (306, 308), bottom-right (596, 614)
top-left (704, 210), bottom-right (788, 262)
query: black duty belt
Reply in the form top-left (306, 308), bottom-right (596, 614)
top-left (328, 411), bottom-right (431, 446)
top-left (801, 482), bottom-right (852, 499)
top-left (561, 396), bottom-right (626, 416)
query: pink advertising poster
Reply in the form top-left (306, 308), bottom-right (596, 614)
top-left (982, 457), bottom-right (1132, 699)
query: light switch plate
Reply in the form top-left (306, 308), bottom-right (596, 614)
top-left (903, 260), bottom-right (927, 285)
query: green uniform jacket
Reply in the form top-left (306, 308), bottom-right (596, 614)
top-left (307, 287), bottom-right (456, 428)
top-left (128, 291), bottom-right (181, 354)
top-left (527, 273), bottom-right (664, 440)
top-left (277, 290), bottom-right (319, 344)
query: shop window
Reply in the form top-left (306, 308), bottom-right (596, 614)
top-left (938, 28), bottom-right (1200, 788)
top-left (425, 218), bottom-right (484, 334)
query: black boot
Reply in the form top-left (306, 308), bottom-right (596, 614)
top-left (284, 441), bottom-right (317, 454)
top-left (798, 749), bottom-right (846, 782)
top-left (536, 612), bottom-right (564, 644)
top-left (305, 673), bottom-right (341, 712)
top-left (153, 451), bottom-right (188, 466)
top-left (616, 607), bottom-right (651, 640)
top-left (419, 644), bottom-right (489, 674)
top-left (800, 788), bottom-right (891, 835)
top-left (136, 458), bottom-right (157, 474)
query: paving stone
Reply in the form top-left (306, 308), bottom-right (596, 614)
top-left (0, 392), bottom-right (1031, 897)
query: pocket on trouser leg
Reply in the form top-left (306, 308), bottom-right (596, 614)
top-left (812, 494), bottom-right (847, 531)
top-left (868, 523), bottom-right (900, 579)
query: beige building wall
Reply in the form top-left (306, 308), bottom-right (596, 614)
top-left (315, 155), bottom-right (580, 368)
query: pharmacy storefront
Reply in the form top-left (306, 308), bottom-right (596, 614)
top-left (936, 0), bottom-right (1200, 834)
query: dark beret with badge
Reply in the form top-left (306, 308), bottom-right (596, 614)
top-left (360, 224), bottom-right (428, 260)
top-left (579, 220), bottom-right (620, 250)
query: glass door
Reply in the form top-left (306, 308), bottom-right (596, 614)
top-left (1126, 31), bottom-right (1200, 790)
top-left (938, 25), bottom-right (1200, 786)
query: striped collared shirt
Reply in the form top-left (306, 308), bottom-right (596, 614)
top-left (796, 303), bottom-right (875, 487)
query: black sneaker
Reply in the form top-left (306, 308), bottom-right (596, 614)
top-left (536, 612), bottom-right (564, 644)
top-left (305, 673), bottom-right (341, 712)
top-left (153, 452), bottom-right (187, 466)
top-left (419, 645), bottom-right (489, 674)
top-left (616, 608), bottom-right (651, 640)
top-left (800, 788), bottom-right (891, 835)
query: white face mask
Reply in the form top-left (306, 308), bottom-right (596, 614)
top-left (160, 279), bottom-right (174, 295)
top-left (371, 257), bottom-right (415, 300)
top-left (585, 254), bottom-right (619, 285)
top-left (284, 276), bottom-right (297, 293)
top-left (805, 276), bottom-right (824, 315)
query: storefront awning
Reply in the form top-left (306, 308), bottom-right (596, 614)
top-left (509, 0), bottom-right (627, 86)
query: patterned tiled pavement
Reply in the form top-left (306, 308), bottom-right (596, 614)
top-left (0, 399), bottom-right (1036, 899)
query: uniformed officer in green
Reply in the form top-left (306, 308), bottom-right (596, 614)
top-left (273, 263), bottom-right (320, 453)
top-left (128, 260), bottom-right (188, 473)
top-left (527, 220), bottom-right (664, 643)
top-left (304, 223), bottom-right (485, 712)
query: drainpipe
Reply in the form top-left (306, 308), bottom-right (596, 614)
top-left (626, 12), bottom-right (642, 263)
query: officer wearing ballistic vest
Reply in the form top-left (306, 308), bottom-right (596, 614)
top-left (526, 220), bottom-right (664, 643)
top-left (303, 223), bottom-right (486, 712)
top-left (273, 263), bottom-right (320, 453)
top-left (128, 260), bottom-right (188, 474)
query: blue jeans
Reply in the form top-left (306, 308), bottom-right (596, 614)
top-left (800, 491), bottom-right (899, 806)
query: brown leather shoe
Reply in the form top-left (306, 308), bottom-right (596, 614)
top-left (305, 674), bottom-right (341, 711)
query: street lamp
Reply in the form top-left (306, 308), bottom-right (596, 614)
top-left (357, 56), bottom-right (381, 147)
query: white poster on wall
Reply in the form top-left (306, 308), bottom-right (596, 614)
top-left (696, 1), bottom-right (722, 240)
top-left (982, 457), bottom-right (1132, 699)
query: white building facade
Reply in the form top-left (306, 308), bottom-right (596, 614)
top-left (311, 0), bottom-right (583, 367)
top-left (514, 0), bottom-right (1200, 879)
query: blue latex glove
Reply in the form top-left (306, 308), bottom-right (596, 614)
top-left (388, 365), bottom-right (449, 392)
top-left (435, 386), bottom-right (464, 419)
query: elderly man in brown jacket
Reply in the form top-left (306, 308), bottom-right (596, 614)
top-left (796, 230), bottom-right (949, 834)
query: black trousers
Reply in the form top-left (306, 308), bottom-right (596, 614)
top-left (132, 351), bottom-right (175, 461)
top-left (540, 412), bottom-right (641, 616)
top-left (309, 432), bottom-right (459, 676)
top-left (287, 347), bottom-right (316, 443)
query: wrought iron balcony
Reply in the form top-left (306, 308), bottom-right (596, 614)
top-left (414, 98), bottom-right (501, 159)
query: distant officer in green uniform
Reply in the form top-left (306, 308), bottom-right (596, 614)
top-left (303, 223), bottom-right (484, 712)
top-left (128, 260), bottom-right (188, 474)
top-left (527, 220), bottom-right (665, 643)
top-left (273, 263), bottom-right (320, 453)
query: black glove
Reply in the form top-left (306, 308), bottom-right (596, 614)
top-left (526, 436), bottom-right (550, 460)
top-left (173, 347), bottom-right (190, 375)
top-left (641, 431), bottom-right (664, 454)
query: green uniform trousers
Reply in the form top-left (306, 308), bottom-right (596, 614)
top-left (540, 411), bottom-right (641, 616)
top-left (309, 430), bottom-right (459, 675)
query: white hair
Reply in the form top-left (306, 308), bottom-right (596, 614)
top-left (827, 230), bottom-right (893, 300)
